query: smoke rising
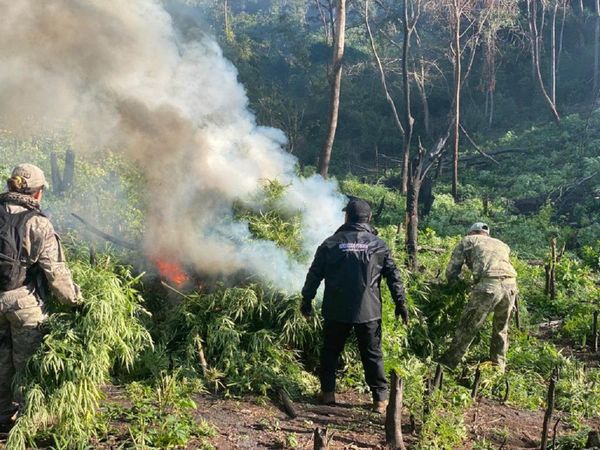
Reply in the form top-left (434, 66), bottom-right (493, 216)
top-left (0, 0), bottom-right (345, 291)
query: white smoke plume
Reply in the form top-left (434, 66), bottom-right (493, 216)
top-left (0, 0), bottom-right (345, 291)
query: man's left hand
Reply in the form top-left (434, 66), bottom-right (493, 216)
top-left (395, 303), bottom-right (409, 325)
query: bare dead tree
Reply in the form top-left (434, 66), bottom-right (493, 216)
top-left (318, 0), bottom-right (347, 178)
top-left (439, 0), bottom-right (493, 201)
top-left (414, 59), bottom-right (431, 136)
top-left (527, 0), bottom-right (561, 123)
top-left (364, 0), bottom-right (406, 186)
top-left (405, 133), bottom-right (450, 268)
top-left (315, 0), bottom-right (334, 45)
top-left (401, 0), bottom-right (421, 195)
top-left (551, 0), bottom-right (559, 104)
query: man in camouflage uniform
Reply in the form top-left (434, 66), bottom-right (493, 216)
top-left (0, 164), bottom-right (81, 432)
top-left (440, 222), bottom-right (518, 371)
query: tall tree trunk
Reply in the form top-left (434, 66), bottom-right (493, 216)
top-left (551, 1), bottom-right (558, 104)
top-left (488, 90), bottom-right (495, 127)
top-left (451, 1), bottom-right (461, 202)
top-left (594, 0), bottom-right (600, 97)
top-left (318, 0), bottom-right (346, 178)
top-left (557, 0), bottom-right (567, 71)
top-left (415, 61), bottom-right (431, 137)
top-left (405, 166), bottom-right (421, 269)
top-left (575, 0), bottom-right (586, 47)
top-left (528, 0), bottom-right (561, 123)
top-left (402, 0), bottom-right (415, 195)
top-left (224, 0), bottom-right (233, 41)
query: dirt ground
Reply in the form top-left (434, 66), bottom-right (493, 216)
top-left (1, 388), bottom-right (599, 449)
top-left (193, 392), bottom-right (600, 450)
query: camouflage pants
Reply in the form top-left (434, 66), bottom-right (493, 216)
top-left (0, 289), bottom-right (45, 423)
top-left (442, 278), bottom-right (518, 370)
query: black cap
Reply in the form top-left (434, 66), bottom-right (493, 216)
top-left (343, 198), bottom-right (372, 222)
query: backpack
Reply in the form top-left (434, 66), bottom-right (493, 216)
top-left (0, 206), bottom-right (40, 291)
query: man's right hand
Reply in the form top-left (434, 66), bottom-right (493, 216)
top-left (300, 300), bottom-right (312, 318)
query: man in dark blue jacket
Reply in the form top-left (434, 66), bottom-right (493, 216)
top-left (301, 198), bottom-right (408, 413)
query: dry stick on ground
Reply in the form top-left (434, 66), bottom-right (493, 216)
top-left (593, 310), bottom-right (599, 353)
top-left (277, 388), bottom-right (298, 419)
top-left (471, 364), bottom-right (482, 400)
top-left (499, 436), bottom-right (508, 450)
top-left (385, 370), bottom-right (407, 450)
top-left (313, 427), bottom-right (332, 450)
top-left (540, 368), bottom-right (558, 450)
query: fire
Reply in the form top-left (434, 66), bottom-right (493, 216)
top-left (152, 258), bottom-right (190, 287)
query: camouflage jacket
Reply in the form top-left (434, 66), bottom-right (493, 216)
top-left (0, 192), bottom-right (80, 305)
top-left (446, 234), bottom-right (517, 283)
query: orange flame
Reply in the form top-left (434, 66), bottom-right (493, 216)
top-left (152, 258), bottom-right (190, 287)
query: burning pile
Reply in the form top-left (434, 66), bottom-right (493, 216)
top-left (0, 0), bottom-right (345, 292)
top-left (152, 258), bottom-right (190, 288)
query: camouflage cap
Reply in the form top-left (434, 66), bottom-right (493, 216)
top-left (11, 163), bottom-right (49, 190)
top-left (469, 222), bottom-right (490, 234)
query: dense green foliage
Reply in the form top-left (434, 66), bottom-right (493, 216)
top-left (0, 140), bottom-right (596, 448)
top-left (1, 1), bottom-right (600, 448)
top-left (6, 257), bottom-right (152, 450)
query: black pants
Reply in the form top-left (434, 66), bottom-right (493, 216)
top-left (320, 319), bottom-right (388, 401)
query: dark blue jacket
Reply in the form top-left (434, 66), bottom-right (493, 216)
top-left (301, 222), bottom-right (405, 323)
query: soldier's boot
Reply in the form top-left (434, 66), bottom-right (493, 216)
top-left (317, 391), bottom-right (336, 405)
top-left (372, 399), bottom-right (388, 415)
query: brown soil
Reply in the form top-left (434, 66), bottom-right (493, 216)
top-left (2, 387), bottom-right (600, 449)
top-left (194, 392), bottom-right (600, 450)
